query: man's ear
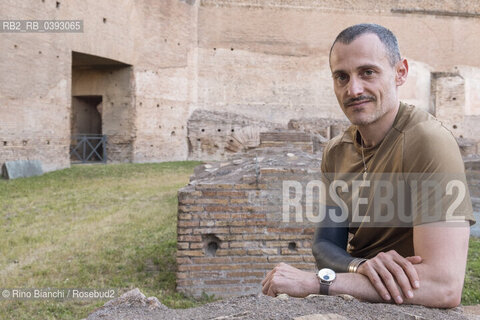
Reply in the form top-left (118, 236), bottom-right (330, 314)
top-left (395, 58), bottom-right (409, 86)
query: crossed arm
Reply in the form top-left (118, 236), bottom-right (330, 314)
top-left (261, 221), bottom-right (470, 308)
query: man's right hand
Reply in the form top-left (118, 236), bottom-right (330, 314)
top-left (357, 250), bottom-right (422, 304)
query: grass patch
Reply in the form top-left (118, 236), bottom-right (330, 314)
top-left (0, 162), bottom-right (214, 320)
top-left (463, 236), bottom-right (480, 305)
top-left (0, 162), bottom-right (479, 318)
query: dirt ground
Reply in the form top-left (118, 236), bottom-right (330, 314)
top-left (86, 289), bottom-right (480, 320)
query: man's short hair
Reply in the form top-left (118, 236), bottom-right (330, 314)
top-left (329, 23), bottom-right (401, 66)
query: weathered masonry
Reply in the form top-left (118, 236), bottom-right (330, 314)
top-left (2, 1), bottom-right (480, 171)
top-left (176, 144), bottom-right (322, 298)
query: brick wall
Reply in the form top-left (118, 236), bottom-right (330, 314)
top-left (176, 150), bottom-right (321, 298)
top-left (187, 110), bottom-right (281, 161)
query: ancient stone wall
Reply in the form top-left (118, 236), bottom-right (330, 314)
top-left (1, 0), bottom-right (72, 172)
top-left (131, 0), bottom-right (196, 163)
top-left (186, 110), bottom-right (350, 159)
top-left (187, 110), bottom-right (282, 160)
top-left (2, 0), bottom-right (480, 171)
top-left (176, 148), bottom-right (321, 297)
top-left (0, 0), bottom-right (195, 170)
top-left (200, 0), bottom-right (480, 14)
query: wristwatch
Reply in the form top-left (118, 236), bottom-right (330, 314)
top-left (317, 268), bottom-right (336, 295)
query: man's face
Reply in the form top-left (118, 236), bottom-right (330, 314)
top-left (330, 33), bottom-right (403, 126)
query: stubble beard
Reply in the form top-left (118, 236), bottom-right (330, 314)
top-left (348, 104), bottom-right (388, 126)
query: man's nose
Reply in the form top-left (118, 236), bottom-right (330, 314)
top-left (347, 77), bottom-right (364, 97)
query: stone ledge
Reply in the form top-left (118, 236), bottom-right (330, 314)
top-left (86, 288), bottom-right (477, 320)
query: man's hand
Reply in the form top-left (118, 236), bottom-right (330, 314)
top-left (357, 250), bottom-right (422, 304)
top-left (261, 263), bottom-right (319, 298)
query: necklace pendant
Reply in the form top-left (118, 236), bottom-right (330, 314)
top-left (363, 171), bottom-right (367, 181)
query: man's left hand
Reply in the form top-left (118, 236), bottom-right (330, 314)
top-left (261, 262), bottom-right (319, 297)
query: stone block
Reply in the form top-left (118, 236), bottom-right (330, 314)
top-left (2, 160), bottom-right (43, 179)
top-left (294, 314), bottom-right (348, 320)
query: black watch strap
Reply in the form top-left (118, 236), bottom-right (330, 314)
top-left (319, 281), bottom-right (330, 295)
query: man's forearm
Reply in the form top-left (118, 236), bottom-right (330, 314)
top-left (329, 272), bottom-right (382, 302)
top-left (329, 264), bottom-right (461, 308)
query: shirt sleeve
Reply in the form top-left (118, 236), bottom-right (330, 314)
top-left (403, 120), bottom-right (475, 226)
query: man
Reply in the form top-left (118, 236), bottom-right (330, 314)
top-left (261, 24), bottom-right (476, 308)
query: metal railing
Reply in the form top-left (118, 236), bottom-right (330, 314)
top-left (70, 134), bottom-right (107, 163)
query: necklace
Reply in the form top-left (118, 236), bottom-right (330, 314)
top-left (361, 138), bottom-right (367, 181)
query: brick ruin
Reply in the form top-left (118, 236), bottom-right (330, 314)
top-left (186, 109), bottom-right (479, 165)
top-left (176, 132), bottom-right (323, 298)
top-left (187, 109), bottom-right (279, 161)
top-left (187, 109), bottom-right (352, 160)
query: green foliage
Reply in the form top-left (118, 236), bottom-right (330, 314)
top-left (463, 237), bottom-right (480, 305)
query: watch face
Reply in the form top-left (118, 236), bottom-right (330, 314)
top-left (318, 268), bottom-right (336, 282)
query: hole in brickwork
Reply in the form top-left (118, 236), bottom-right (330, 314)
top-left (56, 1), bottom-right (60, 8)
top-left (197, 138), bottom-right (201, 142)
top-left (3, 141), bottom-right (7, 146)
top-left (288, 242), bottom-right (297, 251)
top-left (452, 97), bottom-right (456, 101)
top-left (157, 104), bottom-right (160, 107)
top-left (46, 140), bottom-right (50, 145)
top-left (207, 242), bottom-right (218, 256)
top-left (231, 129), bottom-right (234, 132)
top-left (201, 128), bottom-right (205, 132)
top-left (171, 131), bottom-right (176, 136)
top-left (22, 140), bottom-right (28, 146)
top-left (453, 124), bottom-right (458, 129)
top-left (103, 18), bottom-right (107, 23)
top-left (231, 48), bottom-right (234, 51)
top-left (217, 128), bottom-right (221, 132)
top-left (203, 234), bottom-right (221, 257)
